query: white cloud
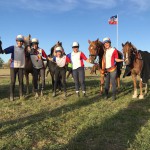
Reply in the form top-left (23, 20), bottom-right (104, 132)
top-left (0, 0), bottom-right (150, 12)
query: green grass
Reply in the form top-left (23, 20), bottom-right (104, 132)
top-left (0, 69), bottom-right (150, 150)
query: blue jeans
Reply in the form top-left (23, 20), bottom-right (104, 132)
top-left (72, 67), bottom-right (86, 92)
top-left (105, 69), bottom-right (117, 95)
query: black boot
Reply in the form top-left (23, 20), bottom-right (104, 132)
top-left (104, 89), bottom-right (108, 100)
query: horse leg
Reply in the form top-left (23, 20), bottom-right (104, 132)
top-left (117, 77), bottom-right (120, 89)
top-left (50, 72), bottom-right (54, 92)
top-left (139, 80), bottom-right (144, 99)
top-left (99, 74), bottom-right (104, 95)
top-left (144, 83), bottom-right (148, 95)
top-left (132, 75), bottom-right (138, 98)
top-left (32, 74), bottom-right (35, 93)
top-left (25, 73), bottom-right (29, 95)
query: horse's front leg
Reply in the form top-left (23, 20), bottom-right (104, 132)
top-left (32, 74), bottom-right (35, 93)
top-left (139, 79), bottom-right (144, 99)
top-left (25, 73), bottom-right (29, 95)
top-left (132, 74), bottom-right (138, 98)
top-left (117, 77), bottom-right (120, 89)
top-left (99, 73), bottom-right (104, 95)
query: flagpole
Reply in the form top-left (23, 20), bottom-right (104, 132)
top-left (117, 14), bottom-right (119, 49)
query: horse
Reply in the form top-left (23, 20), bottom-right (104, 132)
top-left (24, 34), bottom-right (34, 94)
top-left (47, 41), bottom-right (63, 92)
top-left (88, 39), bottom-right (123, 94)
top-left (122, 41), bottom-right (148, 99)
top-left (90, 63), bottom-right (100, 75)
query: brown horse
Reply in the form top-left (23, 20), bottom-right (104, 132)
top-left (24, 35), bottom-right (34, 94)
top-left (90, 63), bottom-right (100, 75)
top-left (88, 39), bottom-right (123, 94)
top-left (122, 41), bottom-right (148, 99)
top-left (47, 41), bottom-right (63, 91)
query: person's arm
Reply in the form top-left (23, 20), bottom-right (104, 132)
top-left (2, 46), bottom-right (14, 54)
top-left (115, 58), bottom-right (124, 62)
top-left (114, 49), bottom-right (124, 62)
top-left (42, 49), bottom-right (47, 60)
top-left (80, 52), bottom-right (91, 63)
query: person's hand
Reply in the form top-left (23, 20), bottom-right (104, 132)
top-left (37, 54), bottom-right (42, 60)
top-left (27, 46), bottom-right (31, 53)
top-left (48, 57), bottom-right (53, 61)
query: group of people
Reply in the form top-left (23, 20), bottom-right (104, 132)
top-left (0, 35), bottom-right (124, 101)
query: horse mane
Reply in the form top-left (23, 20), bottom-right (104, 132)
top-left (96, 40), bottom-right (105, 58)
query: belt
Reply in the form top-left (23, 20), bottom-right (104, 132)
top-left (106, 65), bottom-right (117, 72)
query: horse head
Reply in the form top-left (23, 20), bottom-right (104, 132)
top-left (24, 34), bottom-right (31, 56)
top-left (122, 41), bottom-right (137, 65)
top-left (88, 39), bottom-right (104, 64)
top-left (50, 41), bottom-right (63, 56)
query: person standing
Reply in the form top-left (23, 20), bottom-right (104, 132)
top-left (29, 38), bottom-right (47, 98)
top-left (49, 46), bottom-right (70, 99)
top-left (0, 35), bottom-right (25, 101)
top-left (67, 42), bottom-right (91, 97)
top-left (103, 37), bottom-right (124, 101)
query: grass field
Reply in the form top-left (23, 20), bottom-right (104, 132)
top-left (0, 68), bottom-right (150, 150)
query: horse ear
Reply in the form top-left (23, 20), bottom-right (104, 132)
top-left (122, 43), bottom-right (124, 47)
top-left (88, 40), bottom-right (91, 44)
top-left (28, 34), bottom-right (31, 41)
top-left (97, 38), bottom-right (99, 42)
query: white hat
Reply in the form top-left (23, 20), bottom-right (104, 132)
top-left (72, 42), bottom-right (79, 48)
top-left (31, 38), bottom-right (39, 44)
top-left (16, 35), bottom-right (24, 42)
top-left (102, 37), bottom-right (111, 44)
top-left (55, 46), bottom-right (62, 52)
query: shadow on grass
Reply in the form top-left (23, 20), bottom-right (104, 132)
top-left (0, 94), bottom-right (101, 136)
top-left (62, 97), bottom-right (150, 150)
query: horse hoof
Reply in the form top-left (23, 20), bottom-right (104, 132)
top-left (132, 95), bottom-right (137, 99)
top-left (139, 95), bottom-right (144, 99)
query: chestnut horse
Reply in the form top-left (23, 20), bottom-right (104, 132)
top-left (88, 39), bottom-right (123, 95)
top-left (122, 41), bottom-right (148, 99)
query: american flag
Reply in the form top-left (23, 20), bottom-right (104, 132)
top-left (108, 15), bottom-right (118, 25)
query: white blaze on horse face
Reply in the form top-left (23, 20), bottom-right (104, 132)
top-left (91, 46), bottom-right (93, 50)
top-left (125, 52), bottom-right (128, 62)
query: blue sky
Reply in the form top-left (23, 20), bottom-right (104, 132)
top-left (0, 0), bottom-right (150, 66)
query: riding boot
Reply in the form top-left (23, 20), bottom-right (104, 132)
top-left (104, 89), bottom-right (108, 100)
